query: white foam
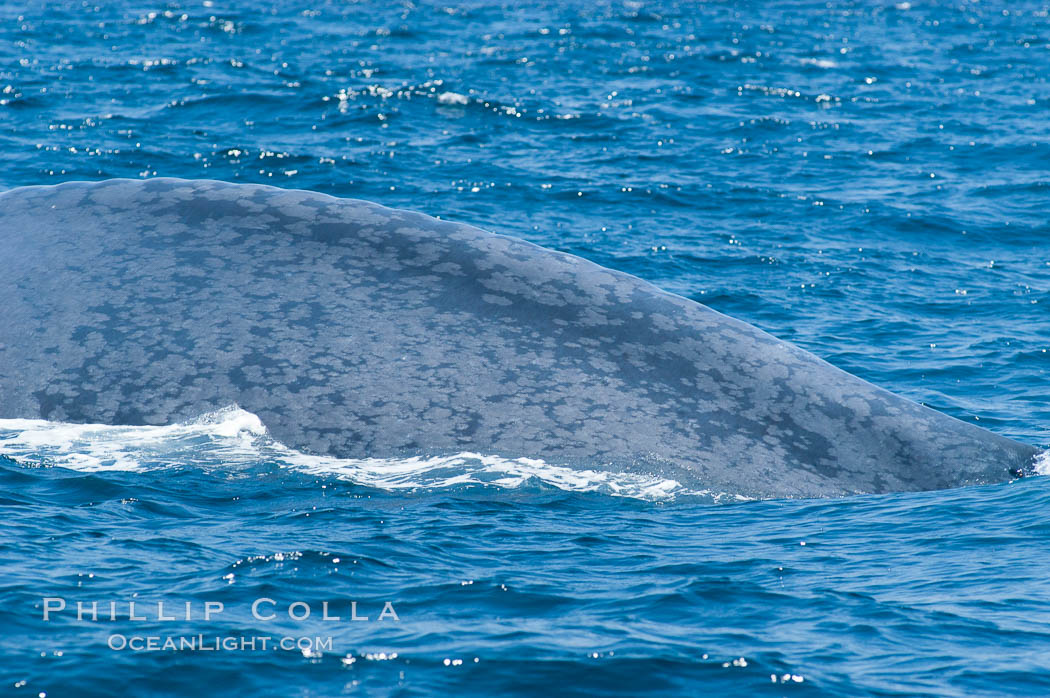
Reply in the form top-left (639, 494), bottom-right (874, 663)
top-left (0, 406), bottom-right (719, 501)
top-left (799, 57), bottom-right (838, 69)
top-left (1033, 450), bottom-right (1050, 476)
top-left (0, 405), bottom-right (265, 471)
top-left (437, 91), bottom-right (469, 106)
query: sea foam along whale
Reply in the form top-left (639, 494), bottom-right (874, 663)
top-left (0, 178), bottom-right (1038, 498)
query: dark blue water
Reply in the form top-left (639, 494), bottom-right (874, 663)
top-left (1, 0), bottom-right (1049, 695)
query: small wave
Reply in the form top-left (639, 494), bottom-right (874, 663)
top-left (798, 57), bottom-right (838, 69)
top-left (437, 91), bottom-right (470, 106)
top-left (0, 406), bottom-right (718, 501)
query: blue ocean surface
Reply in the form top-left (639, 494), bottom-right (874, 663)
top-left (1, 0), bottom-right (1049, 695)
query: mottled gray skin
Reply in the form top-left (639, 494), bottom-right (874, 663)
top-left (0, 179), bottom-right (1037, 498)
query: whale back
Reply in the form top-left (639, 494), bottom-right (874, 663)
top-left (0, 178), bottom-right (1037, 498)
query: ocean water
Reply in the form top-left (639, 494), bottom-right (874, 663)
top-left (1, 0), bottom-right (1049, 695)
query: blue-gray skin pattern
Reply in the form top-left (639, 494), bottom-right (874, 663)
top-left (0, 179), bottom-right (1038, 498)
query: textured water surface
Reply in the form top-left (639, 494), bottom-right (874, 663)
top-left (1, 0), bottom-right (1049, 695)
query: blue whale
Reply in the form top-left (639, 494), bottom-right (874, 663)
top-left (0, 178), bottom-right (1038, 498)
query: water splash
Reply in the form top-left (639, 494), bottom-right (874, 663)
top-left (1033, 449), bottom-right (1050, 476)
top-left (0, 405), bottom-right (714, 500)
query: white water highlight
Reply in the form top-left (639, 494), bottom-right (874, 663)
top-left (0, 405), bottom-right (733, 501)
